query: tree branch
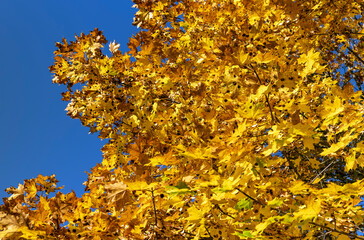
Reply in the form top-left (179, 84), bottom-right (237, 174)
top-left (215, 204), bottom-right (235, 219)
top-left (347, 47), bottom-right (364, 65)
top-left (284, 153), bottom-right (302, 179)
top-left (150, 188), bottom-right (158, 226)
top-left (204, 226), bottom-right (213, 239)
top-left (235, 188), bottom-right (266, 206)
top-left (310, 222), bottom-right (364, 240)
top-left (310, 159), bottom-right (336, 184)
top-left (311, 32), bottom-right (364, 36)
top-left (249, 64), bottom-right (280, 123)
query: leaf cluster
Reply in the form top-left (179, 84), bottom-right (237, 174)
top-left (2, 0), bottom-right (364, 239)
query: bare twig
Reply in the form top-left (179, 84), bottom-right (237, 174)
top-left (204, 226), bottom-right (213, 239)
top-left (284, 153), bottom-right (302, 179)
top-left (171, 226), bottom-right (195, 237)
top-left (215, 204), bottom-right (235, 219)
top-left (151, 188), bottom-right (158, 226)
top-left (311, 32), bottom-right (364, 36)
top-left (310, 222), bottom-right (364, 240)
top-left (310, 159), bottom-right (336, 184)
top-left (235, 188), bottom-right (266, 206)
top-left (249, 64), bottom-right (262, 85)
top-left (347, 47), bottom-right (364, 65)
top-left (266, 94), bottom-right (279, 123)
top-left (249, 64), bottom-right (280, 123)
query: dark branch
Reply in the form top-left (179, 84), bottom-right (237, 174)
top-left (215, 204), bottom-right (235, 219)
top-left (151, 189), bottom-right (158, 226)
top-left (249, 64), bottom-right (279, 123)
top-left (235, 188), bottom-right (266, 206)
top-left (204, 226), bottom-right (213, 239)
top-left (347, 47), bottom-right (364, 65)
top-left (310, 222), bottom-right (364, 240)
top-left (310, 159), bottom-right (337, 184)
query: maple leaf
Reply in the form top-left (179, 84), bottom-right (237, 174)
top-left (109, 40), bottom-right (120, 53)
top-left (24, 180), bottom-right (37, 199)
top-left (105, 182), bottom-right (133, 211)
top-left (294, 196), bottom-right (322, 220)
top-left (5, 183), bottom-right (24, 200)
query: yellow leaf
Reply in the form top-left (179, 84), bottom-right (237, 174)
top-left (298, 49), bottom-right (322, 78)
top-left (127, 181), bottom-right (158, 191)
top-left (303, 136), bottom-right (318, 150)
top-left (322, 96), bottom-right (345, 121)
top-left (345, 154), bottom-right (357, 171)
top-left (256, 85), bottom-right (269, 99)
top-left (248, 12), bottom-right (261, 25)
top-left (294, 197), bottom-right (321, 220)
top-left (255, 217), bottom-right (275, 233)
top-left (321, 131), bottom-right (355, 156)
top-left (238, 50), bottom-right (249, 64)
top-left (338, 235), bottom-right (351, 240)
top-left (147, 151), bottom-right (177, 166)
top-left (186, 206), bottom-right (204, 222)
top-left (27, 181), bottom-right (37, 199)
top-left (312, 175), bottom-right (325, 184)
top-left (128, 115), bottom-right (139, 128)
top-left (39, 196), bottom-right (50, 212)
top-left (289, 181), bottom-right (309, 194)
top-left (6, 183), bottom-right (24, 200)
top-left (254, 51), bottom-right (275, 63)
top-left (18, 226), bottom-right (46, 239)
top-left (182, 175), bottom-right (195, 183)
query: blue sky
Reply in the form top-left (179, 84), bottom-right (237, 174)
top-left (0, 0), bottom-right (137, 201)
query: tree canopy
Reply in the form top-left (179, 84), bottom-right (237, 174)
top-left (1, 0), bottom-right (364, 239)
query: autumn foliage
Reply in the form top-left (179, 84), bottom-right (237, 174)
top-left (2, 0), bottom-right (364, 239)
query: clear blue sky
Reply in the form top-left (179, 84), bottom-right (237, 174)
top-left (0, 0), bottom-right (137, 201)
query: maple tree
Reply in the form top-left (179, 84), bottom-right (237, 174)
top-left (2, 0), bottom-right (364, 239)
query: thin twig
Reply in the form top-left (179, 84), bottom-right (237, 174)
top-left (284, 153), bottom-right (302, 179)
top-left (265, 94), bottom-right (278, 123)
top-left (310, 159), bottom-right (336, 184)
top-left (347, 47), bottom-right (364, 65)
top-left (310, 222), bottom-right (364, 240)
top-left (215, 204), bottom-right (235, 219)
top-left (204, 226), bottom-right (213, 239)
top-left (250, 64), bottom-right (262, 85)
top-left (311, 32), bottom-right (364, 36)
top-left (171, 226), bottom-right (195, 237)
top-left (249, 64), bottom-right (279, 123)
top-left (151, 188), bottom-right (158, 226)
top-left (235, 188), bottom-right (266, 206)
